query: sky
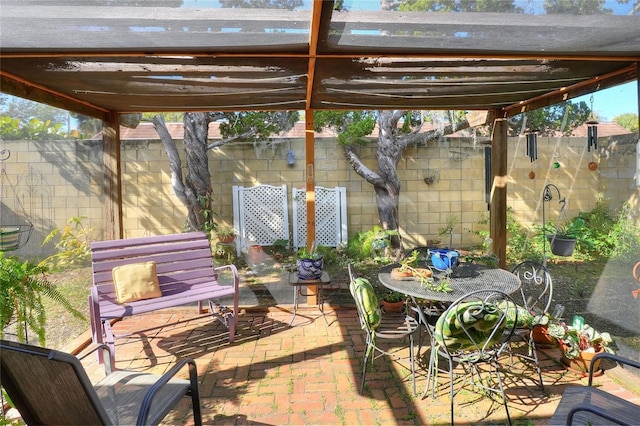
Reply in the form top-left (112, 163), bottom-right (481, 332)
top-left (574, 81), bottom-right (638, 122)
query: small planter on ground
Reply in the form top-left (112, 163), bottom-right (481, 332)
top-left (381, 291), bottom-right (406, 313)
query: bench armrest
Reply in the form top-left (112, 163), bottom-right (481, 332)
top-left (214, 263), bottom-right (240, 292)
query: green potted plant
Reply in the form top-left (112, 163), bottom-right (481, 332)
top-left (381, 291), bottom-right (406, 313)
top-left (296, 244), bottom-right (323, 280)
top-left (439, 214), bottom-right (459, 249)
top-left (547, 317), bottom-right (614, 375)
top-left (546, 217), bottom-right (586, 256)
top-left (216, 225), bottom-right (236, 243)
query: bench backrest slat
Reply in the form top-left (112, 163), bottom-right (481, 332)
top-left (90, 232), bottom-right (217, 295)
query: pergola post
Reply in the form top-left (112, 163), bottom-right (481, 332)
top-left (102, 112), bottom-right (123, 240)
top-left (305, 112), bottom-right (318, 304)
top-left (490, 118), bottom-right (508, 269)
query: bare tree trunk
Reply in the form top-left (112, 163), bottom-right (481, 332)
top-left (152, 113), bottom-right (212, 232)
top-left (374, 111), bottom-right (404, 253)
top-left (183, 112), bottom-right (213, 232)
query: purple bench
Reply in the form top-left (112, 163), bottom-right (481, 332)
top-left (89, 231), bottom-right (239, 364)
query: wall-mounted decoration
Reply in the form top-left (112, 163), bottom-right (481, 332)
top-left (423, 169), bottom-right (440, 185)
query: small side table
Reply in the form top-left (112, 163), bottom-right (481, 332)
top-left (288, 271), bottom-right (331, 326)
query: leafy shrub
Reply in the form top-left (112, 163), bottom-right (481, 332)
top-left (41, 216), bottom-right (93, 271)
top-left (0, 253), bottom-right (84, 345)
top-left (345, 225), bottom-right (397, 261)
top-left (506, 207), bottom-right (542, 263)
top-left (608, 201), bottom-right (640, 258)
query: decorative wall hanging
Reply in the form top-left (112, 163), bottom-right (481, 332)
top-left (0, 149), bottom-right (34, 252)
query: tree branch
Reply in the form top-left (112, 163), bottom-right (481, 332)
top-left (150, 115), bottom-right (188, 205)
top-left (344, 145), bottom-right (385, 187)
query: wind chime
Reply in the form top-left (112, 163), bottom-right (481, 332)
top-left (0, 148), bottom-right (34, 252)
top-left (586, 94), bottom-right (599, 153)
top-left (586, 94), bottom-right (600, 171)
top-left (525, 130), bottom-right (538, 179)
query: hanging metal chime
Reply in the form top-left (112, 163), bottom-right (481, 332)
top-left (586, 94), bottom-right (598, 152)
top-left (587, 120), bottom-right (598, 152)
top-left (526, 132), bottom-right (538, 162)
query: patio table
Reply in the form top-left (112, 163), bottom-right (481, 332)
top-left (378, 262), bottom-right (521, 303)
top-left (379, 262), bottom-right (521, 399)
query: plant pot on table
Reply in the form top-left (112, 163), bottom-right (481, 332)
top-left (297, 257), bottom-right (324, 280)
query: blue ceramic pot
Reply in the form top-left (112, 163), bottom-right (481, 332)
top-left (297, 257), bottom-right (324, 280)
top-left (429, 249), bottom-right (459, 271)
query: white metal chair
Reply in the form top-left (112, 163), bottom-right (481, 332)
top-left (509, 260), bottom-right (554, 390)
top-left (434, 289), bottom-right (519, 425)
top-left (348, 265), bottom-right (420, 395)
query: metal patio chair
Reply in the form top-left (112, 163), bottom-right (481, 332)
top-left (348, 265), bottom-right (420, 395)
top-left (0, 339), bottom-right (202, 426)
top-left (434, 289), bottom-right (519, 425)
top-left (509, 260), bottom-right (554, 389)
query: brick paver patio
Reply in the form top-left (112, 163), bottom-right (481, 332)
top-left (72, 305), bottom-right (640, 426)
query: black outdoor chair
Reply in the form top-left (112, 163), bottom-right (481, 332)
top-left (0, 339), bottom-right (202, 426)
top-left (549, 352), bottom-right (640, 425)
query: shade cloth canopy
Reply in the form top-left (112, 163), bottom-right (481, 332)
top-left (1, 0), bottom-right (638, 120)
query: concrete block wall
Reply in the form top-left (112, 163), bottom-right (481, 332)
top-left (1, 133), bottom-right (637, 260)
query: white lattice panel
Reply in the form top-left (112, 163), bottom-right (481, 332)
top-left (233, 184), bottom-right (289, 255)
top-left (292, 186), bottom-right (347, 249)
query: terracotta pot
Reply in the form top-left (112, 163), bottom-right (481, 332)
top-left (382, 299), bottom-right (405, 314)
top-left (391, 268), bottom-right (413, 280)
top-left (218, 235), bottom-right (235, 243)
top-left (561, 346), bottom-right (605, 376)
top-left (531, 325), bottom-right (556, 348)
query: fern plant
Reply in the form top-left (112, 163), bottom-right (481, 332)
top-left (0, 253), bottom-right (84, 345)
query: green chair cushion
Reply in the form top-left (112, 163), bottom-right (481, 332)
top-left (349, 277), bottom-right (382, 330)
top-left (435, 301), bottom-right (506, 351)
top-left (497, 300), bottom-right (533, 329)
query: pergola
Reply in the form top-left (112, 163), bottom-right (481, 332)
top-left (1, 0), bottom-right (639, 266)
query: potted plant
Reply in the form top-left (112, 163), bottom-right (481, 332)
top-left (547, 317), bottom-right (614, 375)
top-left (545, 217), bottom-right (586, 256)
top-left (0, 227), bottom-right (21, 251)
top-left (381, 291), bottom-right (406, 313)
top-left (296, 245), bottom-right (323, 280)
top-left (439, 214), bottom-right (459, 249)
top-left (216, 225), bottom-right (236, 243)
top-left (392, 250), bottom-right (431, 279)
